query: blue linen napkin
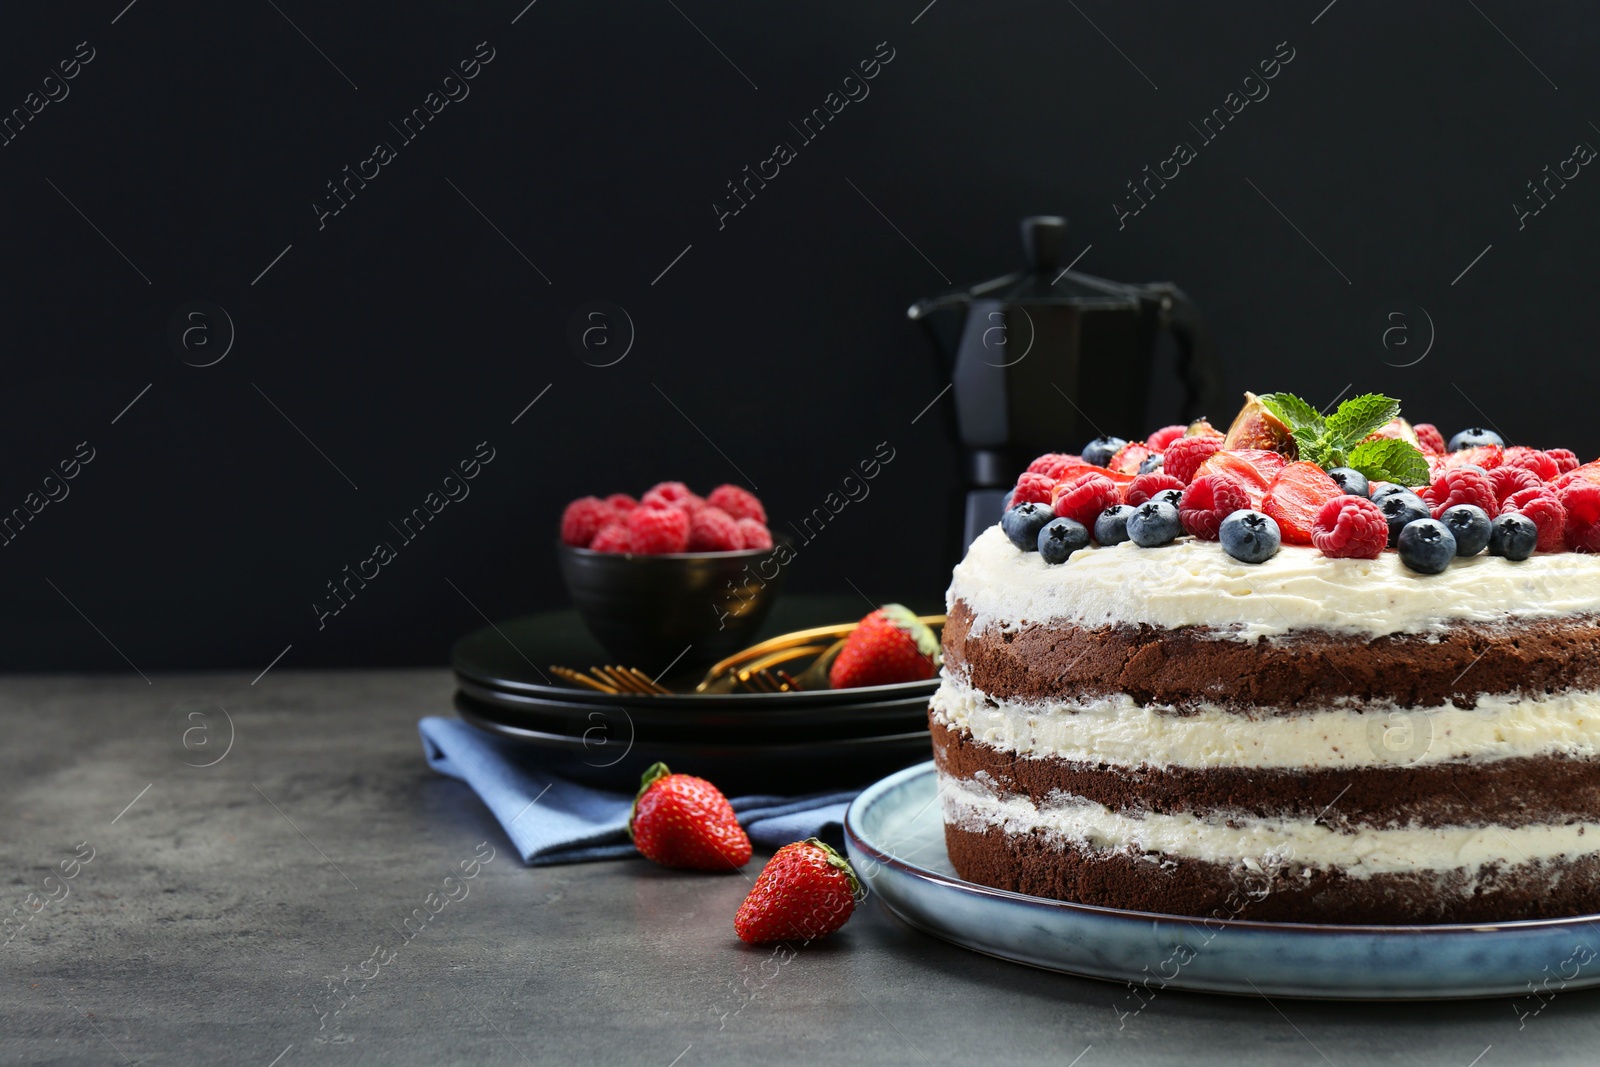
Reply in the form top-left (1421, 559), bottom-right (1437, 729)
top-left (418, 717), bottom-right (859, 866)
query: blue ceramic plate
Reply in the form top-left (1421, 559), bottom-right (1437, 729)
top-left (844, 762), bottom-right (1600, 1000)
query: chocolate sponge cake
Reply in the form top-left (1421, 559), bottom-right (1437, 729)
top-left (934, 432), bottom-right (1600, 923)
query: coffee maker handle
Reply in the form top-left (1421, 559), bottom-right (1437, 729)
top-left (1147, 283), bottom-right (1224, 423)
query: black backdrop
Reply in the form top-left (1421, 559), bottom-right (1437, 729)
top-left (4, 1), bottom-right (1597, 672)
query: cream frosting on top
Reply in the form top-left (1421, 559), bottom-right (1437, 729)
top-left (953, 524), bottom-right (1600, 640)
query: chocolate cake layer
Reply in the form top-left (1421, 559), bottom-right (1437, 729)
top-left (931, 717), bottom-right (1600, 830)
top-left (944, 823), bottom-right (1600, 924)
top-left (945, 599), bottom-right (1600, 710)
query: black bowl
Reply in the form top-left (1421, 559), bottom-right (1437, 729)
top-left (556, 540), bottom-right (786, 674)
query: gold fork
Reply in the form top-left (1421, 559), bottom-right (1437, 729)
top-left (548, 664), bottom-right (673, 695)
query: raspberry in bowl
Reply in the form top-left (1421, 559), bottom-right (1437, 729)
top-left (557, 482), bottom-right (785, 675)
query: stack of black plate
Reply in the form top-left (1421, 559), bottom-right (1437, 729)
top-left (450, 597), bottom-right (938, 794)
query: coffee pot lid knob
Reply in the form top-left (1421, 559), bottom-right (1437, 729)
top-left (1020, 216), bottom-right (1067, 274)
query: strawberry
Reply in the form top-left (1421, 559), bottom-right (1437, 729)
top-left (1444, 444), bottom-right (1504, 471)
top-left (1108, 441), bottom-right (1156, 476)
top-left (1192, 449), bottom-right (1285, 508)
top-left (1553, 460), bottom-right (1600, 492)
top-left (1560, 482), bottom-right (1600, 552)
top-left (828, 605), bottom-right (940, 689)
top-left (1146, 424), bottom-right (1188, 451)
top-left (1261, 462), bottom-right (1344, 545)
top-left (629, 762), bottom-right (752, 871)
top-left (734, 838), bottom-right (860, 944)
top-left (1044, 460), bottom-right (1136, 491)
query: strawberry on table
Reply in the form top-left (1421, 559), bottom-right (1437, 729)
top-left (629, 762), bottom-right (752, 871)
top-left (734, 838), bottom-right (861, 944)
top-left (828, 604), bottom-right (940, 689)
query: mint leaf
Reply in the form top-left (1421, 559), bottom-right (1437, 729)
top-left (1348, 438), bottom-right (1430, 486)
top-left (1257, 392), bottom-right (1323, 436)
top-left (1326, 394), bottom-right (1401, 448)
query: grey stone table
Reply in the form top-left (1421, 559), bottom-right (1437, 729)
top-left (4, 670), bottom-right (1598, 1066)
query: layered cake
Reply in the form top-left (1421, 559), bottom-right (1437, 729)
top-left (931, 392), bottom-right (1600, 923)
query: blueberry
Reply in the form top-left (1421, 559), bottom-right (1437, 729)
top-left (1152, 488), bottom-right (1184, 508)
top-left (1441, 504), bottom-right (1492, 557)
top-left (1326, 467), bottom-right (1370, 497)
top-left (1001, 502), bottom-right (1055, 551)
top-left (1219, 509), bottom-right (1281, 564)
top-left (1139, 453), bottom-right (1165, 475)
top-left (1397, 518), bottom-right (1457, 574)
top-left (1449, 427), bottom-right (1505, 451)
top-left (1370, 482), bottom-right (1405, 504)
top-left (1378, 491), bottom-right (1430, 547)
top-left (1127, 501), bottom-right (1181, 547)
top-left (1082, 436), bottom-right (1128, 467)
top-left (1037, 517), bottom-right (1090, 564)
top-left (1094, 504), bottom-right (1134, 546)
top-left (1488, 513), bottom-right (1538, 561)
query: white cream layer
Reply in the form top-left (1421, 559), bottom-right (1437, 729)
top-left (932, 676), bottom-right (1600, 770)
top-left (955, 524), bottom-right (1600, 640)
top-left (942, 774), bottom-right (1600, 877)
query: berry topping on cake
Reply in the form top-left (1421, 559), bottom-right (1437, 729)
top-left (1488, 512), bottom-right (1539, 561)
top-left (687, 507), bottom-right (742, 552)
top-left (1138, 453), bottom-right (1166, 474)
top-left (1423, 467), bottom-right (1498, 520)
top-left (1449, 427), bottom-right (1505, 451)
top-left (1123, 471), bottom-right (1186, 505)
top-left (1094, 504), bottom-right (1135, 546)
top-left (1500, 486), bottom-right (1567, 554)
top-left (1397, 518), bottom-right (1457, 574)
top-left (1082, 436), bottom-right (1128, 468)
top-left (1051, 473), bottom-right (1122, 528)
top-left (1001, 502), bottom-right (1055, 551)
top-left (1027, 452), bottom-right (1079, 478)
top-left (628, 504), bottom-right (691, 553)
top-left (1560, 482), bottom-right (1600, 553)
top-left (734, 838), bottom-right (860, 945)
top-left (1010, 471), bottom-right (1056, 507)
top-left (1162, 435), bottom-right (1224, 483)
top-left (1178, 474), bottom-right (1250, 541)
top-left (561, 496), bottom-right (617, 547)
top-left (1220, 509), bottom-right (1281, 563)
top-left (1262, 462), bottom-right (1345, 545)
top-left (1038, 517), bottom-right (1090, 564)
top-left (1326, 467), bottom-right (1370, 497)
top-left (1413, 423), bottom-right (1447, 455)
top-left (828, 605), bottom-right (940, 689)
top-left (1107, 441), bottom-right (1156, 476)
top-left (1503, 447), bottom-right (1561, 482)
top-left (706, 484), bottom-right (768, 524)
top-left (1440, 504), bottom-right (1493, 557)
top-left (1147, 424), bottom-right (1188, 451)
top-left (1488, 465), bottom-right (1541, 506)
top-left (1445, 444), bottom-right (1504, 471)
top-left (1127, 501), bottom-right (1182, 547)
top-left (1311, 496), bottom-right (1388, 560)
top-left (630, 763), bottom-right (752, 871)
top-left (1548, 448), bottom-right (1581, 475)
top-left (1377, 491), bottom-right (1430, 547)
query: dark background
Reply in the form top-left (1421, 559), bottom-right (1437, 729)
top-left (3, 0), bottom-right (1596, 673)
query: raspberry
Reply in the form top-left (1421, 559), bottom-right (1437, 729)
top-left (1011, 471), bottom-right (1056, 507)
top-left (588, 523), bottom-right (632, 553)
top-left (1311, 496), bottom-right (1387, 560)
top-left (1413, 423), bottom-right (1446, 455)
top-left (1051, 473), bottom-right (1121, 528)
top-left (1560, 482), bottom-right (1600, 552)
top-left (1163, 436), bottom-right (1224, 483)
top-left (1146, 425), bottom-right (1188, 451)
top-left (1423, 468), bottom-right (1497, 520)
top-left (1124, 471), bottom-right (1185, 505)
top-left (1488, 465), bottom-right (1540, 506)
top-left (736, 518), bottom-right (773, 550)
top-left (1026, 453), bottom-right (1079, 479)
top-left (642, 481), bottom-right (703, 513)
top-left (1504, 447), bottom-right (1561, 481)
top-left (1500, 487), bottom-right (1566, 553)
top-left (687, 506), bottom-right (742, 552)
top-left (1447, 444), bottom-right (1504, 471)
top-left (1547, 448), bottom-right (1581, 475)
top-left (706, 484), bottom-right (766, 524)
top-left (605, 493), bottom-right (639, 513)
top-left (1178, 475), bottom-right (1250, 541)
top-left (628, 505), bottom-right (690, 553)
top-left (561, 496), bottom-right (616, 547)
